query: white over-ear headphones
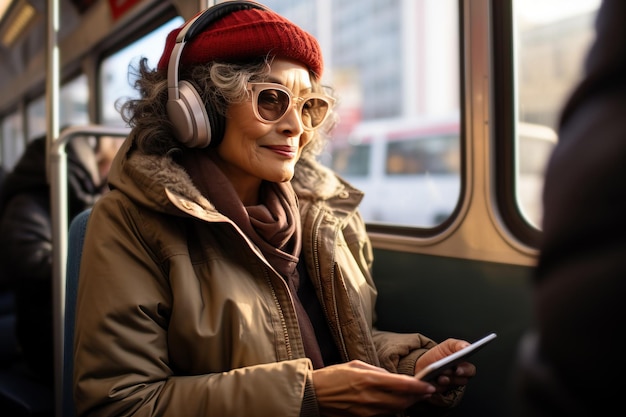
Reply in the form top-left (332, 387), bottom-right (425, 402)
top-left (166, 1), bottom-right (269, 148)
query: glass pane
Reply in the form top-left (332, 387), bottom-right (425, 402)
top-left (99, 17), bottom-right (185, 127)
top-left (514, 0), bottom-right (601, 228)
top-left (264, 0), bottom-right (461, 228)
top-left (61, 74), bottom-right (90, 128)
top-left (25, 74), bottom-right (89, 142)
top-left (26, 96), bottom-right (45, 141)
top-left (1, 111), bottom-right (25, 170)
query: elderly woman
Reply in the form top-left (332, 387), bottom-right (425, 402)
top-left (73, 2), bottom-right (476, 416)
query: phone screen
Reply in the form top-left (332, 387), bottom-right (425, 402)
top-left (415, 333), bottom-right (497, 382)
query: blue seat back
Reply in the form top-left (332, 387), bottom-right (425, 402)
top-left (63, 208), bottom-right (91, 417)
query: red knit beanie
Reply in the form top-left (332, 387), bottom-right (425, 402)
top-left (156, 3), bottom-right (323, 77)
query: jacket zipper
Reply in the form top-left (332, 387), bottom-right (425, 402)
top-left (311, 208), bottom-right (349, 361)
top-left (262, 268), bottom-right (294, 360)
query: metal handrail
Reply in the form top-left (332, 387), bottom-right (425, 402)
top-left (50, 124), bottom-right (130, 417)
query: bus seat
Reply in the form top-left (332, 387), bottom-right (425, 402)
top-left (63, 208), bottom-right (91, 417)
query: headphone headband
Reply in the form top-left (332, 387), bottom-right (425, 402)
top-left (183, 2), bottom-right (269, 42)
top-left (166, 1), bottom-right (269, 148)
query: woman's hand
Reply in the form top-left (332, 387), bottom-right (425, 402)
top-left (415, 338), bottom-right (477, 392)
top-left (312, 360), bottom-right (435, 417)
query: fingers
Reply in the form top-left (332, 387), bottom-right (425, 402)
top-left (438, 338), bottom-right (471, 356)
top-left (314, 361), bottom-right (436, 416)
top-left (431, 362), bottom-right (476, 392)
top-left (434, 374), bottom-right (471, 389)
top-left (314, 357), bottom-right (475, 417)
top-left (454, 362), bottom-right (476, 377)
top-left (419, 339), bottom-right (471, 365)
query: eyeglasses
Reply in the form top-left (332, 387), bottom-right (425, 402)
top-left (246, 82), bottom-right (335, 131)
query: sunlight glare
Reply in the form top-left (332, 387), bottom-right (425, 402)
top-left (517, 0), bottom-right (601, 24)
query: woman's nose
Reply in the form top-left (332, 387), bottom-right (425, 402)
top-left (278, 103), bottom-right (305, 134)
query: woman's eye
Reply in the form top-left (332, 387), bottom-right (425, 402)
top-left (259, 91), bottom-right (281, 105)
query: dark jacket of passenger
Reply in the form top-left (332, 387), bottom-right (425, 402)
top-left (516, 0), bottom-right (626, 415)
top-left (0, 135), bottom-right (103, 384)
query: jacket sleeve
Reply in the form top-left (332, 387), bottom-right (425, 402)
top-left (73, 198), bottom-right (316, 417)
top-left (0, 192), bottom-right (52, 287)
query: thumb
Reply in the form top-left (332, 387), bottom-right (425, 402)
top-left (436, 338), bottom-right (470, 357)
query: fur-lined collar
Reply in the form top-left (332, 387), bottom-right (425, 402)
top-left (108, 135), bottom-right (362, 215)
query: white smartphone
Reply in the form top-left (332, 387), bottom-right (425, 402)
top-left (415, 332), bottom-right (497, 382)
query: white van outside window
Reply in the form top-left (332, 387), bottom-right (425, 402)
top-left (323, 118), bottom-right (556, 229)
top-left (322, 116), bottom-right (461, 228)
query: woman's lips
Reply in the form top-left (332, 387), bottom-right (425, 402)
top-left (264, 145), bottom-right (297, 158)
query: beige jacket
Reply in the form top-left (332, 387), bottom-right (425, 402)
top-left (73, 135), bottom-right (451, 417)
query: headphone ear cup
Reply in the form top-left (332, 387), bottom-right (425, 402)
top-left (167, 80), bottom-right (211, 148)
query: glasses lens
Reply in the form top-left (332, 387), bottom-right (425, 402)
top-left (301, 98), bottom-right (330, 129)
top-left (256, 88), bottom-right (291, 122)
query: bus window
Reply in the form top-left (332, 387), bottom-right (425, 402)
top-left (26, 74), bottom-right (89, 141)
top-left (514, 0), bottom-right (600, 228)
top-left (326, 117), bottom-right (461, 227)
top-left (61, 75), bottom-right (90, 127)
top-left (265, 0), bottom-right (461, 229)
top-left (26, 97), bottom-right (45, 141)
top-left (1, 111), bottom-right (24, 170)
top-left (100, 17), bottom-right (184, 127)
top-left (516, 122), bottom-right (558, 228)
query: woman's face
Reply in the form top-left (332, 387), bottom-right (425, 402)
top-left (215, 58), bottom-right (314, 204)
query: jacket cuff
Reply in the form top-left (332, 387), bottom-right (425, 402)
top-left (397, 347), bottom-right (427, 376)
top-left (400, 349), bottom-right (465, 409)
